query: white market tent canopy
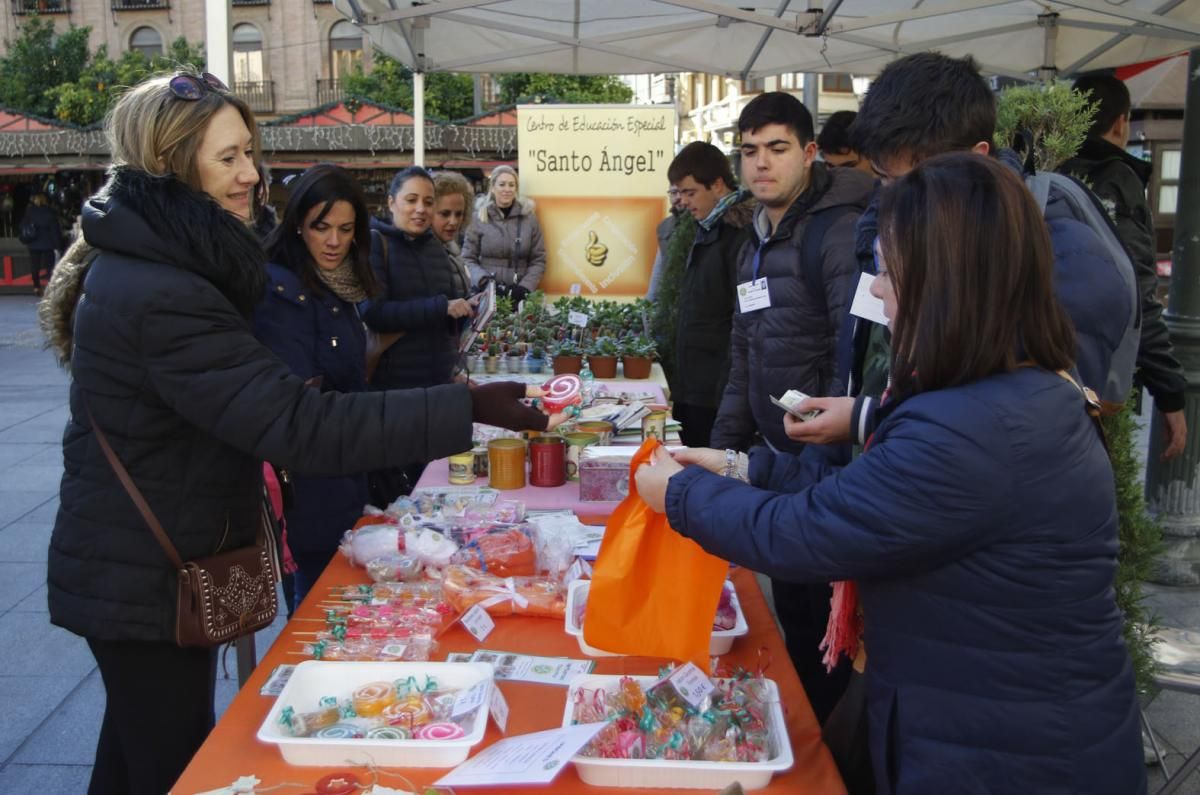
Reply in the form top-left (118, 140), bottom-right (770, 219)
top-left (333, 0), bottom-right (1200, 82)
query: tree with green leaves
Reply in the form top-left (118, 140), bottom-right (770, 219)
top-left (996, 82), bottom-right (1162, 692)
top-left (340, 52), bottom-right (474, 120)
top-left (49, 38), bottom-right (204, 126)
top-left (0, 17), bottom-right (92, 118)
top-left (496, 73), bottom-right (633, 105)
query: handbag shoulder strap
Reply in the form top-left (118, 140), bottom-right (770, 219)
top-left (83, 398), bottom-right (185, 569)
top-left (1053, 369), bottom-right (1110, 453)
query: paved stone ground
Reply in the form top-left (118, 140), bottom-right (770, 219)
top-left (0, 293), bottom-right (1195, 793)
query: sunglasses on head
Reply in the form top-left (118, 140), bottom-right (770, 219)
top-left (168, 73), bottom-right (228, 101)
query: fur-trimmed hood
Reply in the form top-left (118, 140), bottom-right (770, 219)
top-left (719, 194), bottom-right (756, 230)
top-left (476, 194), bottom-right (536, 224)
top-left (39, 167), bottom-right (266, 368)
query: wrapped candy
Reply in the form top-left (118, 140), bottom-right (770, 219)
top-left (405, 529), bottom-right (459, 568)
top-left (571, 673), bottom-right (776, 763)
top-left (441, 565), bottom-right (566, 619)
top-left (365, 554), bottom-right (424, 582)
top-left (451, 526), bottom-right (538, 578)
top-left (340, 523), bottom-right (403, 567)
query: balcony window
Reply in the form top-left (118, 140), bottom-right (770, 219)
top-left (330, 20), bottom-right (363, 80)
top-left (233, 23), bottom-right (265, 84)
top-left (130, 26), bottom-right (163, 59)
top-left (11, 0), bottom-right (71, 14)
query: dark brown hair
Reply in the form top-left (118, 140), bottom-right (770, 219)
top-left (264, 163), bottom-right (378, 297)
top-left (877, 152), bottom-right (1075, 398)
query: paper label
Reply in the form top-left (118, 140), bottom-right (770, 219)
top-left (461, 604), bottom-right (496, 642)
top-left (452, 680), bottom-right (491, 718)
top-left (663, 662), bottom-right (716, 709)
top-left (849, 272), bottom-right (890, 326)
top-left (379, 643), bottom-right (407, 659)
top-left (489, 684), bottom-right (510, 733)
top-left (568, 310), bottom-right (590, 327)
top-left (737, 277), bottom-right (771, 313)
top-left (469, 649), bottom-right (595, 685)
top-left (258, 665), bottom-right (295, 697)
top-left (569, 283), bottom-right (582, 296)
top-left (434, 723), bottom-right (608, 786)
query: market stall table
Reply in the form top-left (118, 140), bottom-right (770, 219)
top-left (172, 554), bottom-right (846, 793)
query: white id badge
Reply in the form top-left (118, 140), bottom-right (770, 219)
top-left (737, 278), bottom-right (771, 313)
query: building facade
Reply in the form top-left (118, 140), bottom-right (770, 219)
top-left (624, 71), bottom-right (863, 151)
top-left (0, 0), bottom-right (375, 117)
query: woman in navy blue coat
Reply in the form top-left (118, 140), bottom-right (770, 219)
top-left (637, 154), bottom-right (1145, 795)
top-left (254, 164), bottom-right (376, 606)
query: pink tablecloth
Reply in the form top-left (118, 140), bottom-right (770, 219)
top-left (414, 380), bottom-right (666, 512)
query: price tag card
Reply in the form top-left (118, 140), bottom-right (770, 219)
top-left (568, 310), bottom-right (590, 327)
top-left (849, 272), bottom-right (890, 326)
top-left (569, 283), bottom-right (582, 296)
top-left (259, 664), bottom-right (295, 697)
top-left (489, 684), bottom-right (510, 733)
top-left (662, 662), bottom-right (716, 710)
top-left (378, 642), bottom-right (407, 659)
top-left (451, 680), bottom-right (491, 718)
top-left (461, 604), bottom-right (495, 642)
top-left (564, 558), bottom-right (592, 589)
top-left (737, 277), bottom-right (771, 313)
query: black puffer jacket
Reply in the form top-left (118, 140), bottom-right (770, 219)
top-left (671, 196), bottom-right (755, 409)
top-left (711, 163), bottom-right (873, 453)
top-left (20, 203), bottom-right (62, 251)
top-left (44, 169), bottom-right (472, 642)
top-left (361, 218), bottom-right (466, 389)
top-left (1062, 137), bottom-right (1186, 412)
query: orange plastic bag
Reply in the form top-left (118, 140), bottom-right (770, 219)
top-left (583, 439), bottom-right (729, 671)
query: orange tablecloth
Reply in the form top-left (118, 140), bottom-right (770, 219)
top-left (172, 558), bottom-right (846, 794)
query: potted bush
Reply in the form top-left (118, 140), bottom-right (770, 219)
top-left (620, 334), bottom-right (656, 379)
top-left (527, 343), bottom-right (547, 374)
top-left (586, 335), bottom-right (620, 379)
top-left (484, 341), bottom-right (501, 374)
top-left (551, 338), bottom-right (583, 375)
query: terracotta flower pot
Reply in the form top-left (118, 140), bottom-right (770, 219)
top-left (588, 355), bottom-right (618, 379)
top-left (552, 354), bottom-right (583, 375)
top-left (621, 355), bottom-right (653, 379)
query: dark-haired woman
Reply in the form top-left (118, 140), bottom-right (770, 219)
top-left (254, 163), bottom-right (375, 607)
top-left (362, 166), bottom-right (476, 502)
top-left (636, 153), bottom-right (1145, 794)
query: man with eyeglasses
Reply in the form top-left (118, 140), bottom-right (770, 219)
top-left (816, 111), bottom-right (874, 177)
top-left (646, 182), bottom-right (688, 301)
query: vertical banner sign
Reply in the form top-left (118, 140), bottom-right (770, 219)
top-left (519, 105), bottom-right (675, 299)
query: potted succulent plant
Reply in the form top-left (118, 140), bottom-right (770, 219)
top-left (586, 335), bottom-right (620, 379)
top-left (505, 343), bottom-right (524, 374)
top-left (485, 341), bottom-right (501, 374)
top-left (463, 341), bottom-right (480, 374)
top-left (527, 343), bottom-right (547, 374)
top-left (551, 338), bottom-right (584, 375)
top-left (620, 334), bottom-right (656, 379)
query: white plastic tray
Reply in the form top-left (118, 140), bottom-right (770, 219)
top-left (257, 660), bottom-right (493, 768)
top-left (565, 579), bottom-right (748, 657)
top-left (561, 674), bottom-right (794, 790)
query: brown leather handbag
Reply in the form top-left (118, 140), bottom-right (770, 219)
top-left (86, 402), bottom-right (279, 648)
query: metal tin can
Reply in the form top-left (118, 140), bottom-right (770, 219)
top-left (641, 410), bottom-right (668, 442)
top-left (576, 420), bottom-right (614, 446)
top-left (487, 438), bottom-right (526, 490)
top-left (529, 436), bottom-right (567, 487)
top-left (448, 452), bottom-right (476, 485)
top-left (564, 432), bottom-right (600, 481)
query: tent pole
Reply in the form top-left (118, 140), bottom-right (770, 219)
top-left (1146, 46), bottom-right (1200, 584)
top-left (205, 0), bottom-right (233, 86)
top-left (414, 70), bottom-right (426, 167)
top-left (803, 74), bottom-right (819, 126)
top-left (1038, 12), bottom-right (1059, 83)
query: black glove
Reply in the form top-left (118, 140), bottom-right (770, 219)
top-left (510, 284), bottom-right (530, 303)
top-left (469, 381), bottom-right (549, 432)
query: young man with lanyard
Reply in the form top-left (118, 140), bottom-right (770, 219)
top-left (709, 91), bottom-right (873, 724)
